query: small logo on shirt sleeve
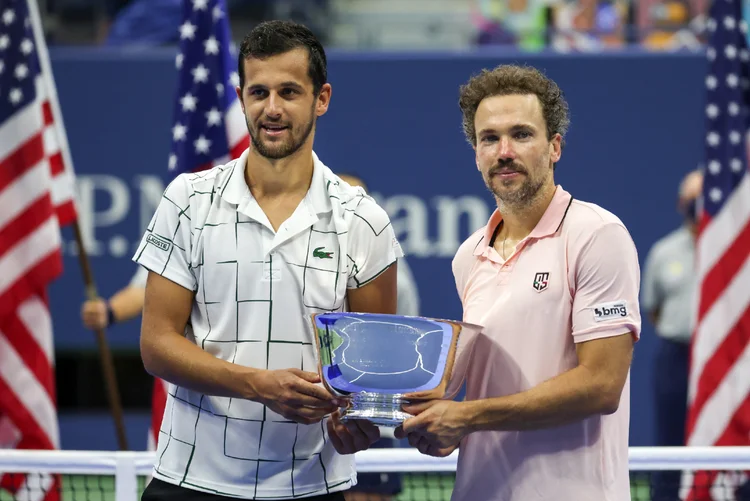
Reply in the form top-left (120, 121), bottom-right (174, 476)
top-left (592, 301), bottom-right (629, 321)
top-left (146, 234), bottom-right (171, 252)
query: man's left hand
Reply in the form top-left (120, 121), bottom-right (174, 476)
top-left (326, 410), bottom-right (380, 455)
top-left (395, 400), bottom-right (468, 457)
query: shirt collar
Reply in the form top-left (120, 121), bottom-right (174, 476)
top-left (474, 185), bottom-right (573, 256)
top-left (220, 148), bottom-right (333, 215)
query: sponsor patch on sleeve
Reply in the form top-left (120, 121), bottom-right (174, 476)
top-left (146, 234), bottom-right (172, 252)
top-left (592, 300), bottom-right (628, 322)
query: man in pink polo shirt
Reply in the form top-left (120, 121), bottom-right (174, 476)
top-left (396, 65), bottom-right (641, 501)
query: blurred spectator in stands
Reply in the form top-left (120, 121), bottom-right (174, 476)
top-left (641, 169), bottom-right (702, 501)
top-left (471, 0), bottom-right (549, 50)
top-left (550, 0), bottom-right (630, 51)
top-left (639, 0), bottom-right (703, 50)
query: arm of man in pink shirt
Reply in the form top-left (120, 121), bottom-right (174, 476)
top-left (396, 223), bottom-right (640, 457)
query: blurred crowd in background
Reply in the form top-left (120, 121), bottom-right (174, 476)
top-left (39, 0), bottom-right (717, 52)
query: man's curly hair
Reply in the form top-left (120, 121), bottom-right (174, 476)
top-left (458, 65), bottom-right (570, 149)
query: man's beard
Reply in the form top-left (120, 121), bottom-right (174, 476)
top-left (248, 112), bottom-right (315, 160)
top-left (485, 162), bottom-right (549, 213)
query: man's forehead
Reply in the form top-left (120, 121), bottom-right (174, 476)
top-left (476, 94), bottom-right (543, 123)
top-left (242, 48), bottom-right (311, 86)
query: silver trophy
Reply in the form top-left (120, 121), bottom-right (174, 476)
top-left (311, 312), bottom-right (482, 427)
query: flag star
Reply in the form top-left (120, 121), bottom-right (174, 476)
top-left (168, 154), bottom-right (178, 170)
top-left (709, 187), bottom-right (722, 203)
top-left (706, 104), bottom-right (720, 119)
top-left (216, 83), bottom-right (224, 96)
top-left (20, 39), bottom-right (33, 55)
top-left (728, 102), bottom-right (740, 115)
top-left (192, 0), bottom-right (208, 10)
top-left (179, 21), bottom-right (197, 40)
top-left (9, 88), bottom-right (22, 104)
top-left (708, 160), bottom-right (721, 174)
top-left (212, 5), bottom-right (224, 21)
top-left (707, 17), bottom-right (717, 32)
top-left (741, 49), bottom-right (750, 62)
top-left (706, 75), bottom-right (718, 89)
top-left (194, 135), bottom-right (211, 154)
top-left (0, 34), bottom-right (10, 50)
top-left (172, 123), bottom-right (187, 141)
top-left (707, 132), bottom-right (721, 146)
top-left (230, 72), bottom-right (240, 88)
top-left (206, 108), bottom-right (222, 127)
top-left (0, 61), bottom-right (4, 75)
top-left (192, 64), bottom-right (209, 83)
top-left (707, 47), bottom-right (717, 61)
top-left (724, 16), bottom-right (736, 30)
top-left (727, 73), bottom-right (739, 87)
top-left (176, 53), bottom-right (184, 69)
top-left (180, 93), bottom-right (197, 112)
top-left (741, 20), bottom-right (749, 34)
top-left (725, 45), bottom-right (737, 59)
top-left (730, 131), bottom-right (742, 144)
top-left (2, 9), bottom-right (15, 26)
top-left (204, 36), bottom-right (219, 55)
top-left (14, 63), bottom-right (28, 80)
top-left (730, 158), bottom-right (743, 172)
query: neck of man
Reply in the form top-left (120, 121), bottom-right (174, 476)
top-left (495, 181), bottom-right (557, 241)
top-left (245, 140), bottom-right (315, 199)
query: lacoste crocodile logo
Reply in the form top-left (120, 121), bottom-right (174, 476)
top-left (313, 247), bottom-right (334, 259)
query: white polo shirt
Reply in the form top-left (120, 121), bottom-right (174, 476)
top-left (132, 148), bottom-right (402, 499)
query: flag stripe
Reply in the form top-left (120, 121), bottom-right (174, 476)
top-left (696, 214), bottom-right (750, 321)
top-left (0, 99), bottom-right (42, 162)
top-left (688, 337), bottom-right (750, 445)
top-left (0, 134), bottom-right (45, 194)
top-left (47, 152), bottom-right (63, 177)
top-left (0, 216), bottom-right (61, 296)
top-left (696, 174), bottom-right (750, 282)
top-left (687, 302), bottom-right (750, 440)
top-left (688, 239), bottom-right (750, 404)
top-left (0, 304), bottom-right (55, 403)
top-left (0, 332), bottom-right (58, 448)
top-left (0, 160), bottom-right (51, 233)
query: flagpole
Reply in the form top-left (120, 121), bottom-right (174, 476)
top-left (25, 0), bottom-right (129, 451)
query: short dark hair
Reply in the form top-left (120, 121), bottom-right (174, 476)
top-left (237, 20), bottom-right (327, 94)
top-left (458, 64), bottom-right (570, 149)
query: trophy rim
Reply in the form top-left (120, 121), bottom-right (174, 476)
top-left (309, 312), bottom-right (482, 401)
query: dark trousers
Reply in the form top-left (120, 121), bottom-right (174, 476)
top-left (651, 337), bottom-right (689, 501)
top-left (142, 478), bottom-right (347, 501)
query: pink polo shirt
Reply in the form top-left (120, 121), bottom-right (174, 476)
top-left (451, 186), bottom-right (641, 501)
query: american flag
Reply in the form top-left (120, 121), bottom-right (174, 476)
top-left (148, 0), bottom-right (248, 451)
top-left (685, 0), bottom-right (750, 498)
top-left (0, 0), bottom-right (78, 499)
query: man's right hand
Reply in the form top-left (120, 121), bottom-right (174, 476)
top-left (251, 368), bottom-right (340, 425)
top-left (81, 298), bottom-right (109, 330)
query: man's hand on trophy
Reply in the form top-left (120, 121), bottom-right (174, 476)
top-left (395, 400), bottom-right (466, 457)
top-left (326, 411), bottom-right (381, 455)
top-left (251, 368), bottom-right (341, 425)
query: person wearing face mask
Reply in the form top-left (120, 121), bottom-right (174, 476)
top-left (641, 168), bottom-right (703, 501)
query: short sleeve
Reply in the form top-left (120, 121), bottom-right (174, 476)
top-left (640, 244), bottom-right (663, 314)
top-left (347, 198), bottom-right (403, 288)
top-left (132, 175), bottom-right (197, 292)
top-left (571, 223), bottom-right (642, 344)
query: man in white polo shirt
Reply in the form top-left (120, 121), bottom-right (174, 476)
top-left (135, 20), bottom-right (401, 501)
top-left (397, 65), bottom-right (641, 501)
